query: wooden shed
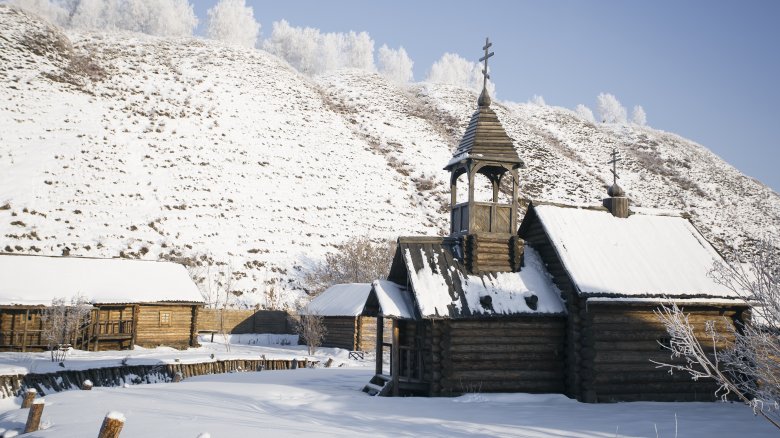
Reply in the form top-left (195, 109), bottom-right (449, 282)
top-left (0, 254), bottom-right (204, 351)
top-left (302, 283), bottom-right (392, 352)
top-left (518, 200), bottom-right (750, 402)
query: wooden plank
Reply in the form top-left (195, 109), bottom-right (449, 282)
top-left (391, 320), bottom-right (399, 397)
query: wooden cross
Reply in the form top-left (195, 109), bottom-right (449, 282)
top-left (479, 37), bottom-right (494, 90)
top-left (608, 147), bottom-right (621, 185)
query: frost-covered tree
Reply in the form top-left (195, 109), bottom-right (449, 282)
top-left (264, 20), bottom-right (376, 76)
top-left (19, 0), bottom-right (200, 36)
top-left (596, 92), bottom-right (627, 124)
top-left (654, 238), bottom-right (780, 430)
top-left (575, 104), bottom-right (596, 123)
top-left (377, 44), bottom-right (413, 84)
top-left (631, 105), bottom-right (647, 126)
top-left (302, 236), bottom-right (394, 296)
top-left (205, 0), bottom-right (260, 48)
top-left (40, 295), bottom-right (92, 361)
top-left (427, 52), bottom-right (495, 95)
top-left (529, 95), bottom-right (546, 106)
top-left (8, 0), bottom-right (71, 25)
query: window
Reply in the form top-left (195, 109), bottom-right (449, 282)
top-left (159, 311), bottom-right (171, 327)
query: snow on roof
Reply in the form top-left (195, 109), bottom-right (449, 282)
top-left (372, 280), bottom-right (415, 319)
top-left (0, 254), bottom-right (203, 305)
top-left (533, 205), bottom-right (738, 298)
top-left (302, 283), bottom-right (372, 317)
top-left (400, 238), bottom-right (565, 318)
top-left (458, 247), bottom-right (566, 315)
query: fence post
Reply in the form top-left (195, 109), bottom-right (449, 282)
top-left (97, 412), bottom-right (125, 438)
top-left (24, 398), bottom-right (45, 433)
top-left (21, 388), bottom-right (37, 408)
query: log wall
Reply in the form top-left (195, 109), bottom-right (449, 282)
top-left (520, 216), bottom-right (581, 399)
top-left (581, 302), bottom-right (747, 402)
top-left (135, 304), bottom-right (197, 349)
top-left (198, 309), bottom-right (291, 334)
top-left (427, 317), bottom-right (566, 396)
top-left (0, 308), bottom-right (45, 351)
top-left (321, 317), bottom-right (358, 350)
top-left (0, 358), bottom-right (318, 399)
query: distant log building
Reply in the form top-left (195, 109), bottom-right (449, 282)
top-left (0, 254), bottom-right (204, 351)
top-left (359, 41), bottom-right (749, 401)
top-left (301, 283), bottom-right (392, 352)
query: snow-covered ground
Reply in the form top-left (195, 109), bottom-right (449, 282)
top-left (0, 367), bottom-right (775, 437)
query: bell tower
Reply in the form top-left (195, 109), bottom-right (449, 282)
top-left (445, 38), bottom-right (525, 274)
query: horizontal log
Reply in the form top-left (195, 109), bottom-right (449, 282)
top-left (439, 380), bottom-right (565, 394)
top-left (449, 343), bottom-right (564, 354)
top-left (595, 392), bottom-right (718, 402)
top-left (448, 328), bottom-right (565, 338)
top-left (445, 369), bottom-right (562, 381)
top-left (589, 311), bottom-right (738, 324)
top-left (449, 335), bottom-right (565, 346)
top-left (446, 360), bottom-right (564, 372)
top-left (450, 319), bottom-right (565, 330)
top-left (591, 380), bottom-right (718, 396)
top-left (448, 351), bottom-right (562, 362)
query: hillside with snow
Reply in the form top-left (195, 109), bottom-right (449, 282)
top-left (1, 5), bottom-right (779, 307)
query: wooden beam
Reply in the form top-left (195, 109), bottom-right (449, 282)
top-left (375, 316), bottom-right (383, 376)
top-left (131, 305), bottom-right (139, 349)
top-left (21, 309), bottom-right (29, 353)
top-left (391, 319), bottom-right (400, 397)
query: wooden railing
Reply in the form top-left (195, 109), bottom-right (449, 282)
top-left (93, 320), bottom-right (134, 337)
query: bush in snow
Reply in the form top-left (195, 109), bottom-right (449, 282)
top-left (596, 92), bottom-right (627, 124)
top-left (654, 238), bottom-right (780, 430)
top-left (631, 105), bottom-right (647, 126)
top-left (575, 104), bottom-right (596, 123)
top-left (264, 20), bottom-right (375, 76)
top-left (426, 52), bottom-right (495, 95)
top-left (377, 44), bottom-right (413, 84)
top-left (205, 0), bottom-right (260, 48)
top-left (289, 311), bottom-right (326, 355)
top-left (302, 236), bottom-right (394, 296)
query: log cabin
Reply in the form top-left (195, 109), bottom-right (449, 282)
top-left (362, 40), bottom-right (748, 401)
top-left (517, 198), bottom-right (749, 402)
top-left (301, 283), bottom-right (393, 352)
top-left (0, 254), bottom-right (204, 351)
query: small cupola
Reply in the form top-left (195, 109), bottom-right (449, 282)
top-left (444, 38), bottom-right (524, 274)
top-left (602, 148), bottom-right (630, 218)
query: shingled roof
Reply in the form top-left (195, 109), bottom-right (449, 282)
top-left (386, 236), bottom-right (565, 319)
top-left (445, 103), bottom-right (523, 170)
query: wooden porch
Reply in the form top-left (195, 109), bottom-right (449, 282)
top-left (363, 316), bottom-right (429, 396)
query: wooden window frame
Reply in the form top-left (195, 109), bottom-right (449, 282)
top-left (159, 311), bottom-right (172, 327)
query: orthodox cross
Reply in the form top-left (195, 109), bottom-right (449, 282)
top-left (479, 37), bottom-right (494, 90)
top-left (608, 147), bottom-right (621, 185)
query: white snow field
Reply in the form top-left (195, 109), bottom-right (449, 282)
top-left (0, 367), bottom-right (776, 437)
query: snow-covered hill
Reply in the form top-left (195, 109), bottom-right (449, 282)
top-left (2, 5), bottom-right (779, 307)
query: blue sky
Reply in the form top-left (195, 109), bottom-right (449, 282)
top-left (192, 0), bottom-right (780, 193)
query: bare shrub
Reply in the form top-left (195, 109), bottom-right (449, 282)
top-left (654, 238), bottom-right (780, 430)
top-left (40, 295), bottom-right (92, 362)
top-left (290, 312), bottom-right (326, 355)
top-left (302, 236), bottom-right (395, 295)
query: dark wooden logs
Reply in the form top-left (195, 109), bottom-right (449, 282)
top-left (24, 398), bottom-right (45, 433)
top-left (98, 412), bottom-right (125, 438)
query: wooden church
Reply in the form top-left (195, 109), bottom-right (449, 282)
top-left (363, 39), bottom-right (749, 402)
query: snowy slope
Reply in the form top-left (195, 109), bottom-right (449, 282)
top-left (1, 5), bottom-right (779, 307)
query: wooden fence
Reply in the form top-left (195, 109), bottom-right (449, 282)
top-left (197, 309), bottom-right (291, 334)
top-left (0, 358), bottom-right (316, 399)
